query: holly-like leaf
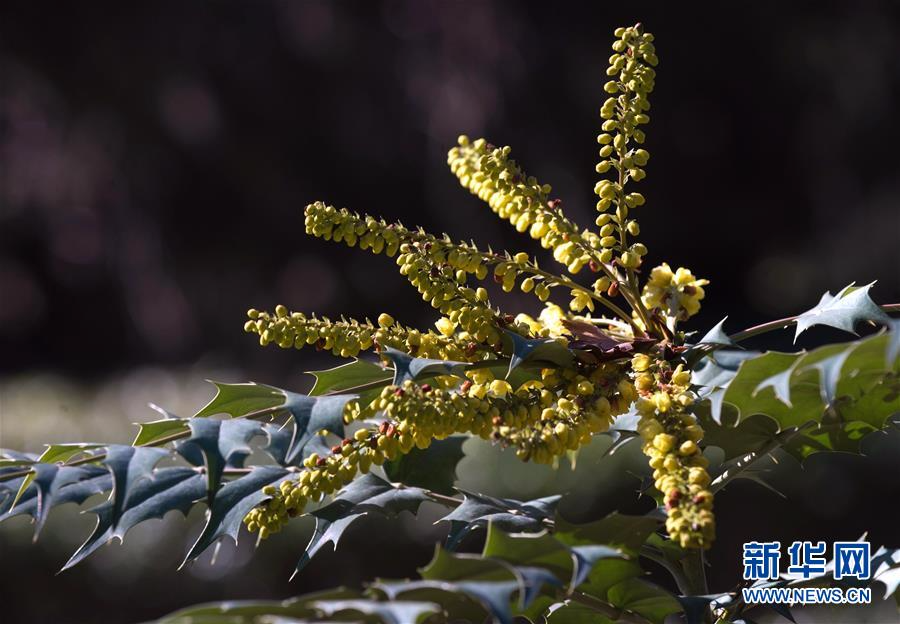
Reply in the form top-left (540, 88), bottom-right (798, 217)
top-left (554, 512), bottom-right (660, 553)
top-left (103, 445), bottom-right (171, 529)
top-left (132, 418), bottom-right (190, 447)
top-left (2, 464), bottom-right (101, 538)
top-left (295, 474), bottom-right (431, 575)
top-left (155, 588), bottom-right (360, 623)
top-left (384, 436), bottom-right (466, 494)
top-left (65, 466), bottom-right (206, 570)
top-left (872, 546), bottom-right (900, 599)
top-left (1, 465), bottom-right (110, 527)
top-left (308, 358), bottom-right (392, 396)
top-left (37, 443), bottom-right (106, 465)
top-left (692, 317), bottom-right (736, 348)
top-left (195, 381), bottom-right (286, 418)
top-left (380, 346), bottom-right (469, 384)
top-left (260, 423), bottom-right (295, 466)
top-left (546, 602), bottom-right (616, 623)
top-left (176, 418), bottom-right (266, 503)
top-left (695, 333), bottom-right (900, 458)
top-left (440, 491), bottom-right (560, 545)
top-left (313, 598), bottom-right (442, 624)
top-left (794, 282), bottom-right (890, 341)
top-left (282, 392), bottom-right (357, 464)
top-left (481, 524), bottom-right (625, 592)
top-left (503, 330), bottom-right (574, 378)
top-left (183, 465), bottom-right (289, 565)
top-left (415, 546), bottom-right (564, 623)
top-left (378, 578), bottom-right (521, 624)
top-left (606, 578), bottom-right (680, 624)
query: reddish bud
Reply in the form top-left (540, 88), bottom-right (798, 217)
top-left (420, 383), bottom-right (432, 393)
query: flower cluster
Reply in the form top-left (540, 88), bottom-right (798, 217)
top-left (641, 263), bottom-right (709, 323)
top-left (244, 426), bottom-right (390, 538)
top-left (244, 306), bottom-right (489, 361)
top-left (493, 364), bottom-right (634, 464)
top-left (632, 353), bottom-right (714, 549)
top-left (593, 25), bottom-right (656, 272)
top-left (244, 24), bottom-right (717, 551)
top-left (448, 136), bottom-right (606, 273)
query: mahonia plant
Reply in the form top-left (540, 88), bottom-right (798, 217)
top-left (3, 23), bottom-right (899, 624)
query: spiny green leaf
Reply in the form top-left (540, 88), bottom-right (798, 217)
top-left (482, 526), bottom-right (574, 584)
top-left (1, 465), bottom-right (109, 526)
top-left (65, 466), bottom-right (206, 570)
top-left (103, 445), bottom-right (170, 529)
top-left (606, 578), bottom-right (680, 624)
top-left (378, 579), bottom-right (521, 624)
top-left (313, 598), bottom-right (442, 624)
top-left (308, 358), bottom-right (392, 396)
top-left (176, 419), bottom-right (266, 503)
top-left (132, 418), bottom-right (190, 446)
top-left (259, 423), bottom-right (294, 466)
top-left (481, 525), bottom-right (624, 592)
top-left (183, 465), bottom-right (289, 566)
top-left (545, 603), bottom-right (616, 623)
top-left (195, 381), bottom-right (286, 418)
top-left (693, 317), bottom-right (736, 348)
top-left (400, 548), bottom-right (561, 624)
top-left (383, 436), bottom-right (465, 494)
top-left (794, 282), bottom-right (890, 341)
top-left (295, 474), bottom-right (430, 575)
top-left (282, 392), bottom-right (358, 464)
top-left (503, 330), bottom-right (574, 378)
top-left (155, 588), bottom-right (359, 623)
top-left (873, 546), bottom-right (900, 599)
top-left (37, 443), bottom-right (106, 465)
top-left (708, 333), bottom-right (900, 456)
top-left (421, 545), bottom-right (514, 582)
top-left (295, 514), bottom-right (365, 579)
top-left (380, 346), bottom-right (469, 384)
top-left (554, 512), bottom-right (660, 553)
top-left (4, 464), bottom-right (102, 538)
top-left (440, 491), bottom-right (560, 545)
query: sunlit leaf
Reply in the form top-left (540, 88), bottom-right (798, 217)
top-left (794, 282), bottom-right (890, 341)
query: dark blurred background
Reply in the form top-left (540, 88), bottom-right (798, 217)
top-left (1, 2), bottom-right (899, 623)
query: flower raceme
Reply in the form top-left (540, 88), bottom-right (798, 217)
top-left (244, 24), bottom-right (717, 550)
top-left (633, 353), bottom-right (714, 548)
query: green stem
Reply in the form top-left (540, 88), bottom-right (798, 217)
top-left (680, 548), bottom-right (708, 596)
